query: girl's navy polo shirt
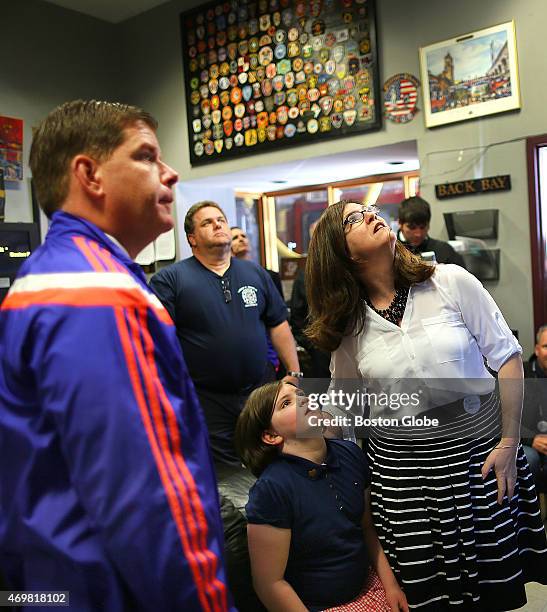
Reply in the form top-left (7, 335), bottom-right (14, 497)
top-left (246, 439), bottom-right (371, 611)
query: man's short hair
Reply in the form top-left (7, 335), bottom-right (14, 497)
top-left (29, 100), bottom-right (158, 218)
top-left (184, 201), bottom-right (226, 235)
top-left (398, 196), bottom-right (432, 225)
top-left (537, 324), bottom-right (547, 344)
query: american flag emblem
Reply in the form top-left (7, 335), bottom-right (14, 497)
top-left (383, 73), bottom-right (420, 123)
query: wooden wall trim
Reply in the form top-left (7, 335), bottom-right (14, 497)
top-left (261, 170), bottom-right (418, 198)
top-left (526, 134), bottom-right (547, 332)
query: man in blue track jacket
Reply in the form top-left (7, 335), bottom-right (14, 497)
top-left (0, 100), bottom-right (234, 611)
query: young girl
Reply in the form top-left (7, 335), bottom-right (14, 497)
top-left (235, 380), bottom-right (408, 612)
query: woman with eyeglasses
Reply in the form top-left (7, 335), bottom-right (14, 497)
top-left (305, 200), bottom-right (547, 611)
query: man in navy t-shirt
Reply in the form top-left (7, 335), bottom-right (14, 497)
top-left (150, 201), bottom-right (301, 465)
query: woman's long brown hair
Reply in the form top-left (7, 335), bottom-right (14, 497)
top-left (305, 201), bottom-right (435, 352)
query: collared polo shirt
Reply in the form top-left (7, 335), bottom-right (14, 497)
top-left (246, 439), bottom-right (370, 611)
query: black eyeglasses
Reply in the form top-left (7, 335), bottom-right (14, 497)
top-left (220, 277), bottom-right (232, 303)
top-left (342, 204), bottom-right (380, 228)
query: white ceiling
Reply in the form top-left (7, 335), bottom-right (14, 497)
top-left (185, 140), bottom-right (420, 193)
top-left (44, 0), bottom-right (172, 23)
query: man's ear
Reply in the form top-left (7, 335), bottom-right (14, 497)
top-left (187, 233), bottom-right (197, 248)
top-left (261, 431), bottom-right (283, 446)
top-left (72, 154), bottom-right (103, 198)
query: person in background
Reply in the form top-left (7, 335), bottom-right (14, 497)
top-left (305, 199), bottom-right (547, 610)
top-left (235, 380), bottom-right (409, 612)
top-left (231, 225), bottom-right (284, 380)
top-left (290, 220), bottom-right (331, 380)
top-left (231, 225), bottom-right (283, 297)
top-left (150, 202), bottom-right (300, 466)
top-left (0, 100), bottom-right (234, 610)
top-left (398, 196), bottom-right (465, 266)
top-left (522, 324), bottom-right (547, 488)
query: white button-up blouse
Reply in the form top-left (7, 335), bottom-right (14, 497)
top-left (330, 264), bottom-right (522, 412)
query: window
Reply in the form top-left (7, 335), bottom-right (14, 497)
top-left (234, 193), bottom-right (261, 263)
top-left (261, 173), bottom-right (419, 273)
top-left (274, 189), bottom-right (328, 256)
top-left (333, 174), bottom-right (419, 233)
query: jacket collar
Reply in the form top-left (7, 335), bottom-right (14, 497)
top-left (48, 211), bottom-right (145, 279)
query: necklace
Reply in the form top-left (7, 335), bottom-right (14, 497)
top-left (366, 286), bottom-right (409, 325)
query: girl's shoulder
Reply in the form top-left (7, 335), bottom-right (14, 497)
top-left (251, 458), bottom-right (298, 495)
top-left (328, 438), bottom-right (362, 456)
top-left (327, 439), bottom-right (369, 472)
top-left (246, 462), bottom-right (297, 527)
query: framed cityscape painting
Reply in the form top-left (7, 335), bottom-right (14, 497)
top-left (419, 21), bottom-right (520, 128)
top-left (180, 0), bottom-right (381, 166)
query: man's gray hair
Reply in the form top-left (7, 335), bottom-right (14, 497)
top-left (536, 324), bottom-right (547, 344)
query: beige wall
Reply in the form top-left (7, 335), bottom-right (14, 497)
top-left (1, 0), bottom-right (122, 222)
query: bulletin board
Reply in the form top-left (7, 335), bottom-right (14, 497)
top-left (180, 0), bottom-right (381, 166)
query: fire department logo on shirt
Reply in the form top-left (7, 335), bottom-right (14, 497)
top-left (238, 285), bottom-right (258, 307)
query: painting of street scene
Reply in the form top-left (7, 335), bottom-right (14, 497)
top-left (419, 22), bottom-right (520, 127)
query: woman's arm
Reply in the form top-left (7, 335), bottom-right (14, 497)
top-left (481, 352), bottom-right (524, 504)
top-left (362, 489), bottom-right (409, 612)
top-left (497, 352), bottom-right (524, 441)
top-left (247, 523), bottom-right (307, 612)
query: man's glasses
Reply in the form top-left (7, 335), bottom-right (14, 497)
top-left (343, 204), bottom-right (380, 228)
top-left (220, 277), bottom-right (232, 303)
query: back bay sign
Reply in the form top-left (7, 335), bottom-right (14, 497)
top-left (435, 175), bottom-right (511, 199)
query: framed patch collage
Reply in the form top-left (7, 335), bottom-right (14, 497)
top-left (180, 0), bottom-right (381, 166)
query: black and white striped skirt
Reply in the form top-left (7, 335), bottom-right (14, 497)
top-left (367, 394), bottom-right (547, 610)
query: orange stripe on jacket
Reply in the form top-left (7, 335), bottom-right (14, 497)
top-left (88, 241), bottom-right (120, 273)
top-left (115, 307), bottom-right (214, 612)
top-left (136, 309), bottom-right (229, 611)
top-left (73, 236), bottom-right (107, 272)
top-left (127, 309), bottom-right (225, 612)
top-left (1, 287), bottom-right (172, 325)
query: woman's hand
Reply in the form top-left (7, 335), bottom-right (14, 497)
top-left (481, 444), bottom-right (518, 504)
top-left (385, 585), bottom-right (409, 612)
